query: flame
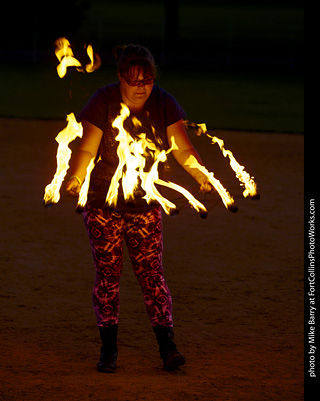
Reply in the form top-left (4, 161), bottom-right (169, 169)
top-left (44, 38), bottom-right (102, 209)
top-left (140, 141), bottom-right (179, 215)
top-left (105, 103), bottom-right (132, 208)
top-left (106, 103), bottom-right (178, 214)
top-left (106, 103), bottom-right (208, 216)
top-left (47, 35), bottom-right (250, 214)
top-left (155, 179), bottom-right (207, 216)
top-left (85, 44), bottom-right (101, 73)
top-left (77, 156), bottom-right (98, 210)
top-left (208, 134), bottom-right (258, 198)
top-left (189, 122), bottom-right (259, 199)
top-left (55, 38), bottom-right (82, 78)
top-left (185, 155), bottom-right (236, 211)
top-left (44, 113), bottom-right (83, 205)
top-left (55, 38), bottom-right (101, 78)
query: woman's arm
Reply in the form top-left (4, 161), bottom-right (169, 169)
top-left (66, 120), bottom-right (103, 196)
top-left (166, 119), bottom-right (212, 192)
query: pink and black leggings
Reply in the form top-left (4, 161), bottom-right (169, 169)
top-left (83, 205), bottom-right (173, 328)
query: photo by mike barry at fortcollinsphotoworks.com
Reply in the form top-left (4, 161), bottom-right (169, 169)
top-left (305, 198), bottom-right (317, 393)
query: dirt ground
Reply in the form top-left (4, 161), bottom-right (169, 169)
top-left (0, 118), bottom-right (304, 400)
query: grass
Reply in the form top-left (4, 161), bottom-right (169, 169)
top-left (159, 70), bottom-right (304, 133)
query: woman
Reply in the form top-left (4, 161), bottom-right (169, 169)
top-left (66, 44), bottom-right (211, 373)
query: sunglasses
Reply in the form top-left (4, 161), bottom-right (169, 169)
top-left (123, 76), bottom-right (155, 86)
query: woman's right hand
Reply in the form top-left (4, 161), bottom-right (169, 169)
top-left (66, 176), bottom-right (81, 197)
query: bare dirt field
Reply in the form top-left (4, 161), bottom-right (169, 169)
top-left (0, 118), bottom-right (304, 400)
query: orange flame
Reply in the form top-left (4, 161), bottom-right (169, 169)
top-left (189, 122), bottom-right (259, 199)
top-left (208, 134), bottom-right (259, 198)
top-left (155, 179), bottom-right (207, 216)
top-left (85, 44), bottom-right (101, 73)
top-left (140, 146), bottom-right (179, 215)
top-left (106, 103), bottom-right (208, 216)
top-left (105, 103), bottom-right (132, 208)
top-left (55, 37), bottom-right (101, 78)
top-left (106, 103), bottom-right (178, 214)
top-left (77, 156), bottom-right (98, 210)
top-left (55, 38), bottom-right (82, 78)
top-left (44, 113), bottom-right (83, 205)
top-left (44, 38), bottom-right (102, 209)
top-left (185, 155), bottom-right (237, 211)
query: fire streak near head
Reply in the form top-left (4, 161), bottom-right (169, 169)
top-left (55, 37), bottom-right (101, 78)
top-left (44, 38), bottom-right (259, 215)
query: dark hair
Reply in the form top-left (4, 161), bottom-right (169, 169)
top-left (112, 44), bottom-right (158, 78)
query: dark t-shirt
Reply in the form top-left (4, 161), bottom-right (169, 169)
top-left (78, 82), bottom-right (186, 211)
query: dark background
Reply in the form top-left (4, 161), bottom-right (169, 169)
top-left (1, 0), bottom-right (304, 70)
top-left (0, 0), bottom-right (304, 131)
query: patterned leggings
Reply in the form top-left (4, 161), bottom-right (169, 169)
top-left (83, 205), bottom-right (173, 328)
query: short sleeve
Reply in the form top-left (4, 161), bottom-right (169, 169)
top-left (77, 88), bottom-right (108, 131)
top-left (164, 92), bottom-right (187, 127)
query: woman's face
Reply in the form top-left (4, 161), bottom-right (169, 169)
top-left (119, 66), bottom-right (154, 109)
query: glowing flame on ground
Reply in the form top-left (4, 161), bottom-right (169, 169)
top-left (55, 37), bottom-right (101, 78)
top-left (185, 121), bottom-right (259, 199)
top-left (43, 113), bottom-right (83, 206)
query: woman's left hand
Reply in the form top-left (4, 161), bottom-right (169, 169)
top-left (66, 177), bottom-right (81, 197)
top-left (199, 179), bottom-right (213, 193)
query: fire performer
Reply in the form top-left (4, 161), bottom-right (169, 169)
top-left (65, 44), bottom-right (212, 372)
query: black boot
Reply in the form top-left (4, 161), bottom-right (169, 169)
top-left (153, 326), bottom-right (185, 371)
top-left (97, 325), bottom-right (118, 373)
